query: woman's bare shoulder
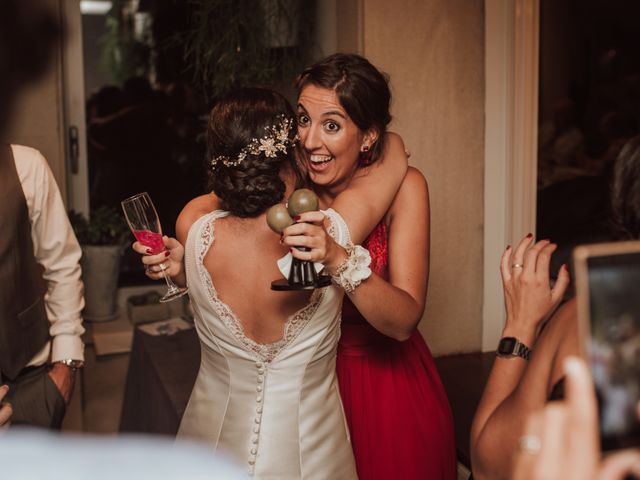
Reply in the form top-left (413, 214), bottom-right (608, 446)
top-left (534, 297), bottom-right (578, 352)
top-left (390, 167), bottom-right (429, 212)
top-left (176, 193), bottom-right (222, 243)
top-left (547, 297), bottom-right (578, 334)
top-left (384, 131), bottom-right (406, 151)
top-left (402, 166), bottom-right (428, 189)
top-left (384, 167), bottom-right (431, 243)
top-left (546, 297), bottom-right (580, 391)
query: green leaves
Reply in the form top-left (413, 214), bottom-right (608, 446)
top-left (181, 0), bottom-right (316, 101)
top-left (69, 206), bottom-right (130, 246)
top-left (100, 12), bottom-right (151, 84)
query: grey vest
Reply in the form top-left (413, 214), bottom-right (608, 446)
top-left (0, 145), bottom-right (50, 380)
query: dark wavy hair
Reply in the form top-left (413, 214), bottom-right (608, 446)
top-left (207, 87), bottom-right (303, 217)
top-left (611, 135), bottom-right (640, 239)
top-left (295, 53), bottom-right (392, 165)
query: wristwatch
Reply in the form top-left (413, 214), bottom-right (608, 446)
top-left (55, 359), bottom-right (85, 371)
top-left (496, 337), bottom-right (532, 360)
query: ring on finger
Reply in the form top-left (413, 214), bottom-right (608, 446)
top-left (518, 434), bottom-right (542, 455)
top-left (512, 263), bottom-right (525, 269)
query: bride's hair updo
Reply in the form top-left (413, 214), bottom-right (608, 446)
top-left (207, 87), bottom-right (302, 218)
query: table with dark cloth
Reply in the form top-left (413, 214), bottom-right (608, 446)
top-left (119, 324), bottom-right (494, 473)
top-left (119, 327), bottom-right (200, 435)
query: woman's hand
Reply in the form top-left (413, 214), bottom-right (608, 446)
top-left (513, 357), bottom-right (640, 480)
top-left (500, 235), bottom-right (570, 343)
top-left (132, 236), bottom-right (185, 282)
top-left (0, 385), bottom-right (12, 429)
top-left (281, 211), bottom-right (348, 274)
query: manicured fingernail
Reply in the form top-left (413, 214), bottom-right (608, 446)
top-left (290, 248), bottom-right (294, 253)
top-left (506, 245), bottom-right (511, 250)
top-left (562, 264), bottom-right (568, 271)
top-left (526, 233), bottom-right (533, 238)
top-left (293, 215), bottom-right (301, 222)
top-left (164, 251), bottom-right (170, 257)
top-left (146, 248), bottom-right (152, 254)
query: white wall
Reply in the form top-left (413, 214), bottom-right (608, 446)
top-left (314, 1), bottom-right (486, 355)
top-left (3, 0), bottom-right (67, 201)
top-left (363, 1), bottom-right (486, 355)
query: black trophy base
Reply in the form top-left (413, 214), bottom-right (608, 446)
top-left (271, 275), bottom-right (332, 291)
top-left (271, 254), bottom-right (332, 291)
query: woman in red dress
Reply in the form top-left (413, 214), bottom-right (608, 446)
top-left (284, 53), bottom-right (457, 479)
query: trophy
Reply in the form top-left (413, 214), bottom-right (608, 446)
top-left (266, 188), bottom-right (332, 291)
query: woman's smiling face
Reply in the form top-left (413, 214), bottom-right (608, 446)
top-left (297, 84), bottom-right (377, 195)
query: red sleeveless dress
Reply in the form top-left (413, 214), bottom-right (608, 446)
top-left (337, 223), bottom-right (457, 480)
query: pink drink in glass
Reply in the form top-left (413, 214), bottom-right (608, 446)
top-left (133, 230), bottom-right (165, 254)
top-left (122, 192), bottom-right (187, 303)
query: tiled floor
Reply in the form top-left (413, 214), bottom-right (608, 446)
top-left (83, 346), bottom-right (130, 433)
top-left (61, 345), bottom-right (130, 434)
top-left (62, 286), bottom-right (185, 434)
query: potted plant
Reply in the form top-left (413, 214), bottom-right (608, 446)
top-left (69, 206), bottom-right (129, 322)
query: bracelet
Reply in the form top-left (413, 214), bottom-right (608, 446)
top-left (331, 243), bottom-right (372, 293)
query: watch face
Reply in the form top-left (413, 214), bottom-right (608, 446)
top-left (498, 337), bottom-right (517, 355)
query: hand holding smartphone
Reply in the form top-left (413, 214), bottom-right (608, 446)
top-left (574, 240), bottom-right (640, 451)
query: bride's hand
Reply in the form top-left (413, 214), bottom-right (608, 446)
top-left (281, 211), bottom-right (348, 274)
top-left (132, 235), bottom-right (185, 281)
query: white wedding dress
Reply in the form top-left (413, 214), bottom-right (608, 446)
top-left (178, 209), bottom-right (358, 479)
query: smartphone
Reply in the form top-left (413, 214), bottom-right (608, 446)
top-left (574, 240), bottom-right (640, 451)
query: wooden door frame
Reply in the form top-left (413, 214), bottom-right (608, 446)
top-left (483, 0), bottom-right (540, 350)
top-left (61, 0), bottom-right (90, 216)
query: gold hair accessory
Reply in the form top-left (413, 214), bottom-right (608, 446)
top-left (210, 115), bottom-right (298, 168)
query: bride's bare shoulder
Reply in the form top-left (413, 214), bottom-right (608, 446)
top-left (176, 193), bottom-right (222, 243)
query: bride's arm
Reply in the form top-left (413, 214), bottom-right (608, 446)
top-left (133, 193), bottom-right (221, 287)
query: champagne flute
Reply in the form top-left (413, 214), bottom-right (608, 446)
top-left (121, 192), bottom-right (188, 302)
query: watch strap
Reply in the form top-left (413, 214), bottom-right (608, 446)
top-left (496, 337), bottom-right (532, 360)
top-left (56, 359), bottom-right (85, 371)
top-left (513, 341), bottom-right (532, 360)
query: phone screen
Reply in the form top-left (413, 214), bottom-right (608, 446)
top-left (587, 252), bottom-right (640, 450)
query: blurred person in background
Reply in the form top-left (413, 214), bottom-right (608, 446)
top-left (0, 0), bottom-right (84, 430)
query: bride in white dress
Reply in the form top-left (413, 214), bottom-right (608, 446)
top-left (180, 205), bottom-right (353, 478)
top-left (135, 87), bottom-right (407, 479)
top-left (178, 88), bottom-right (357, 479)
